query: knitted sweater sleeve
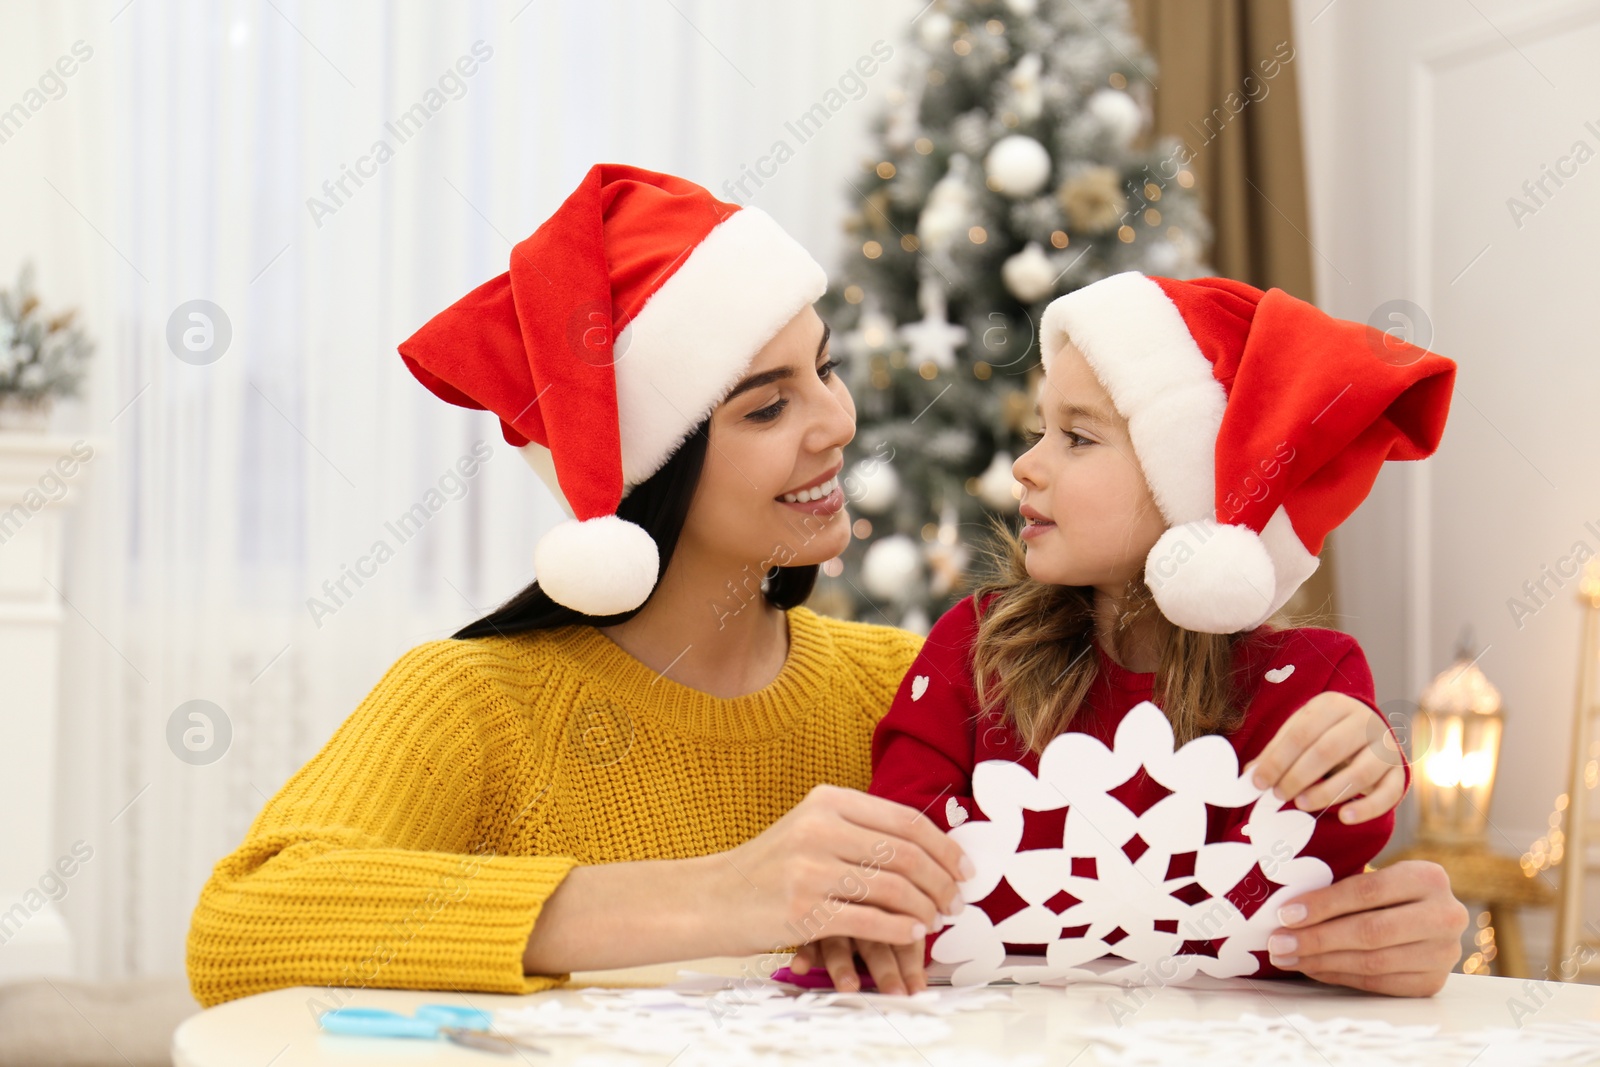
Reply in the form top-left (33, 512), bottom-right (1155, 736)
top-left (185, 640), bottom-right (581, 1008)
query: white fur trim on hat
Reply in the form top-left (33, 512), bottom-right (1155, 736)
top-left (533, 514), bottom-right (660, 616)
top-left (613, 206), bottom-right (828, 487)
top-left (1040, 271), bottom-right (1223, 526)
top-left (1256, 506), bottom-right (1321, 621)
top-left (1144, 519), bottom-right (1276, 633)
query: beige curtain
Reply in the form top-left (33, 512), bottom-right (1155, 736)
top-left (1129, 0), bottom-right (1336, 625)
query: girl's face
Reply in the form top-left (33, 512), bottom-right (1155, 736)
top-left (684, 305), bottom-right (856, 573)
top-left (1011, 341), bottom-right (1167, 592)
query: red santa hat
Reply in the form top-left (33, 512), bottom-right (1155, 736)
top-left (397, 163), bottom-right (827, 616)
top-left (1039, 271), bottom-right (1456, 634)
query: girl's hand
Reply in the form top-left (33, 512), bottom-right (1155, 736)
top-left (1269, 860), bottom-right (1468, 996)
top-left (1246, 692), bottom-right (1406, 824)
top-left (714, 784), bottom-right (971, 958)
top-left (788, 934), bottom-right (930, 995)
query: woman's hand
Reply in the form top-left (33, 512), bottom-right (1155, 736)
top-left (788, 934), bottom-right (929, 995)
top-left (1268, 860), bottom-right (1469, 995)
top-left (1246, 692), bottom-right (1407, 823)
top-left (713, 784), bottom-right (972, 959)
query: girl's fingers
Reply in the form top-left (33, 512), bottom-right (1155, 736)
top-left (821, 937), bottom-right (862, 992)
top-left (1272, 714), bottom-right (1369, 801)
top-left (1292, 748), bottom-right (1385, 811)
top-left (1297, 968), bottom-right (1450, 997)
top-left (788, 943), bottom-right (816, 974)
top-left (1247, 695), bottom-right (1346, 792)
top-left (892, 938), bottom-right (929, 993)
top-left (1328, 767), bottom-right (1406, 824)
top-left (1288, 936), bottom-right (1463, 981)
top-left (856, 938), bottom-right (915, 995)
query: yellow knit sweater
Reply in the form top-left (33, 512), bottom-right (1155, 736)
top-left (185, 606), bottom-right (923, 1008)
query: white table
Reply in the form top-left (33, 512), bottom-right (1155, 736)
top-left (172, 956), bottom-right (1600, 1065)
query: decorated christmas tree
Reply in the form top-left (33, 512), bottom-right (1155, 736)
top-left (812, 0), bottom-right (1212, 632)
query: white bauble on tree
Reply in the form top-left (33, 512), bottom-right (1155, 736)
top-left (862, 534), bottom-right (924, 602)
top-left (847, 455), bottom-right (901, 515)
top-left (1001, 243), bottom-right (1056, 303)
top-left (976, 451), bottom-right (1022, 511)
top-left (1087, 88), bottom-right (1144, 149)
top-left (917, 155), bottom-right (976, 254)
top-left (917, 11), bottom-right (952, 49)
top-left (1146, 239), bottom-right (1182, 274)
top-left (1005, 54), bottom-right (1044, 122)
top-left (899, 605), bottom-right (931, 636)
top-left (1003, 0), bottom-right (1037, 15)
top-left (984, 135), bottom-right (1052, 198)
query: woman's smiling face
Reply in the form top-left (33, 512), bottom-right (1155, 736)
top-left (1011, 340), bottom-right (1167, 592)
top-left (684, 305), bottom-right (857, 573)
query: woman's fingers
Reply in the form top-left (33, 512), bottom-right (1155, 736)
top-left (823, 817), bottom-right (963, 921)
top-left (828, 787), bottom-right (974, 887)
top-left (818, 900), bottom-right (932, 948)
top-left (724, 785), bottom-right (973, 957)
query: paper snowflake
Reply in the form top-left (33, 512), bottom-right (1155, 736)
top-left (931, 701), bottom-right (1333, 987)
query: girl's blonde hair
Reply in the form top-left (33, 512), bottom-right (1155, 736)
top-left (969, 513), bottom-right (1274, 755)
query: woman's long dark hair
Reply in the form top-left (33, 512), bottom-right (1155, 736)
top-left (452, 417), bottom-right (820, 639)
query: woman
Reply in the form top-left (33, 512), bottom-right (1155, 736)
top-left (185, 164), bottom-right (1467, 1009)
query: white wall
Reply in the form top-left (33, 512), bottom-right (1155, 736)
top-left (1294, 0), bottom-right (1600, 969)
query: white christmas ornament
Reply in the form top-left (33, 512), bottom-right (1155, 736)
top-left (1005, 54), bottom-right (1044, 123)
top-left (845, 455), bottom-right (900, 514)
top-left (899, 278), bottom-right (967, 371)
top-left (916, 155), bottom-right (977, 254)
top-left (917, 11), bottom-right (953, 49)
top-left (1087, 88), bottom-right (1145, 149)
top-left (984, 134), bottom-right (1053, 198)
top-left (1003, 0), bottom-right (1038, 16)
top-left (976, 451), bottom-right (1022, 511)
top-left (883, 85), bottom-right (921, 152)
top-left (862, 534), bottom-right (923, 601)
top-left (931, 701), bottom-right (1333, 988)
top-left (841, 299), bottom-right (897, 362)
top-left (1001, 242), bottom-right (1056, 303)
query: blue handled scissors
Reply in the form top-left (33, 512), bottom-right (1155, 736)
top-left (318, 1004), bottom-right (548, 1055)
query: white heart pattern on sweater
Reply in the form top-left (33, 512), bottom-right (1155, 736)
top-left (1264, 664), bottom-right (1295, 684)
top-left (911, 675), bottom-right (930, 701)
top-left (945, 796), bottom-right (968, 827)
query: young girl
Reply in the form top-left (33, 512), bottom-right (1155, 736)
top-left (788, 271), bottom-right (1456, 994)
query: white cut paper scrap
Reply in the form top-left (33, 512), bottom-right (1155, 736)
top-left (932, 700), bottom-right (1334, 987)
top-left (1084, 1014), bottom-right (1600, 1067)
top-left (494, 977), bottom-right (1029, 1066)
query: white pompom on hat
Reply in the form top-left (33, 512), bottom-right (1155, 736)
top-left (398, 164), bottom-right (827, 616)
top-left (1039, 272), bottom-right (1457, 634)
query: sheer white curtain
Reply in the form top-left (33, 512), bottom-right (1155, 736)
top-left (0, 0), bottom-right (915, 981)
